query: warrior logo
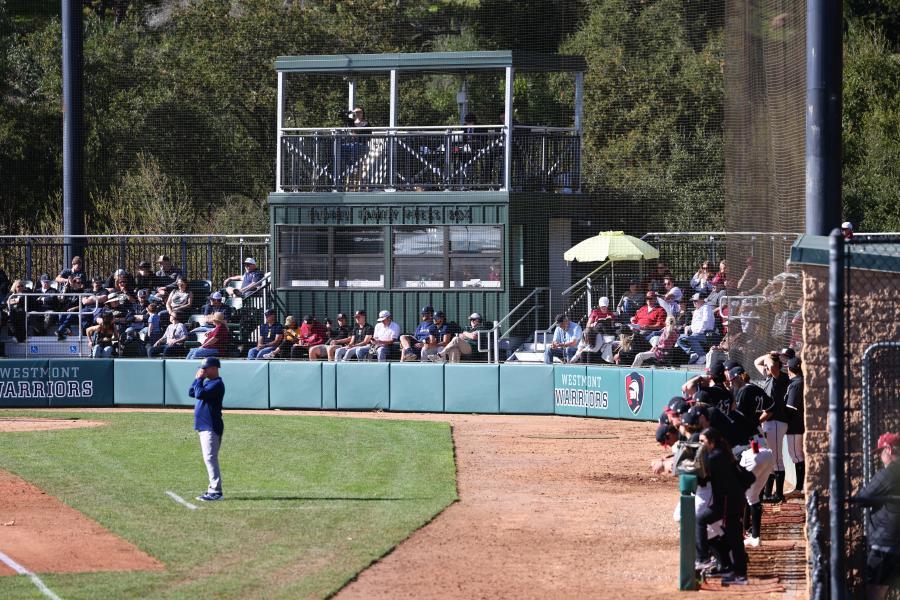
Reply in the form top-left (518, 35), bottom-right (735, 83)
top-left (625, 371), bottom-right (645, 415)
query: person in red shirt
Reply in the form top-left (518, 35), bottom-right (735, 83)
top-left (631, 291), bottom-right (667, 339)
top-left (291, 315), bottom-right (327, 359)
top-left (586, 296), bottom-right (615, 331)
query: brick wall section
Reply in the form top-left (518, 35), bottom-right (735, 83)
top-left (800, 263), bottom-right (900, 595)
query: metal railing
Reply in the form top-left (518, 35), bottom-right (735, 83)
top-left (279, 125), bottom-right (580, 193)
top-left (5, 292), bottom-right (96, 357)
top-left (479, 287), bottom-right (550, 363)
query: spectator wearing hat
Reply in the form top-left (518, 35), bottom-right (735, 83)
top-left (187, 312), bottom-right (230, 360)
top-left (617, 278), bottom-right (645, 318)
top-left (586, 297), bottom-right (615, 332)
top-left (630, 291), bottom-right (667, 339)
top-left (134, 261), bottom-right (155, 291)
top-left (400, 306), bottom-right (436, 362)
top-left (841, 221), bottom-right (854, 241)
top-left (783, 357), bottom-right (805, 498)
top-left (86, 311), bottom-right (119, 358)
top-left (855, 432), bottom-right (900, 598)
top-left (192, 292), bottom-right (234, 334)
top-left (104, 292), bottom-right (133, 336)
top-left (224, 257), bottom-right (263, 298)
top-left (189, 356), bottom-right (226, 502)
top-left (290, 315), bottom-right (327, 359)
top-left (422, 311), bottom-right (454, 361)
top-left (544, 314), bottom-right (582, 364)
top-left (676, 292), bottom-right (717, 364)
top-left (154, 255), bottom-right (186, 297)
top-left (371, 310), bottom-right (401, 362)
top-left (309, 313), bottom-right (352, 360)
top-left (436, 313), bottom-right (491, 363)
top-left (148, 310), bottom-right (187, 357)
top-left (247, 309), bottom-right (283, 359)
top-left (336, 310), bottom-right (375, 361)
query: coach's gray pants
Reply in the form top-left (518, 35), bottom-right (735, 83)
top-left (199, 430), bottom-right (222, 494)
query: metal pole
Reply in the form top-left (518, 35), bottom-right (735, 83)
top-left (828, 228), bottom-right (846, 600)
top-left (574, 72), bottom-right (584, 134)
top-left (276, 71), bottom-right (283, 192)
top-left (503, 67), bottom-right (514, 191)
top-left (347, 78), bottom-right (356, 112)
top-left (493, 320), bottom-right (500, 364)
top-left (62, 0), bottom-right (85, 262)
top-left (389, 70), bottom-right (397, 190)
top-left (805, 0), bottom-right (843, 235)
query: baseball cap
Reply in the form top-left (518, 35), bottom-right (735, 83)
top-left (137, 289), bottom-right (149, 297)
top-left (646, 290), bottom-right (656, 298)
top-left (693, 389), bottom-right (712, 405)
top-left (210, 291), bottom-right (223, 300)
top-left (629, 278), bottom-right (641, 286)
top-left (779, 347), bottom-right (796, 359)
top-left (244, 257), bottom-right (257, 265)
top-left (157, 255), bottom-right (170, 263)
top-left (786, 357), bottom-right (802, 372)
top-left (377, 310), bottom-right (392, 322)
top-left (434, 310), bottom-right (445, 318)
top-left (138, 260), bottom-right (151, 269)
top-left (200, 357), bottom-right (221, 369)
top-left (682, 405), bottom-right (708, 427)
top-left (841, 221), bottom-right (853, 230)
top-left (666, 396), bottom-right (689, 415)
top-left (876, 433), bottom-right (900, 452)
top-left (337, 312), bottom-right (347, 320)
top-left (420, 305), bottom-right (434, 315)
top-left (708, 362), bottom-right (726, 378)
top-left (302, 314), bottom-right (313, 322)
top-left (264, 308), bottom-right (276, 316)
top-left (469, 312), bottom-right (482, 320)
top-left (724, 359), bottom-right (741, 370)
top-left (656, 423), bottom-right (677, 446)
top-left (114, 269), bottom-right (126, 277)
top-left (39, 274), bottom-right (50, 282)
top-left (691, 292), bottom-right (702, 301)
top-left (727, 365), bottom-right (746, 379)
top-left (354, 309), bottom-right (366, 317)
top-left (598, 296), bottom-right (609, 307)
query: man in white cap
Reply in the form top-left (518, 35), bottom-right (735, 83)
top-left (586, 297), bottom-right (615, 331)
top-left (371, 310), bottom-right (401, 362)
top-left (435, 312), bottom-right (492, 363)
top-left (223, 257), bottom-right (263, 297)
top-left (841, 221), bottom-right (854, 240)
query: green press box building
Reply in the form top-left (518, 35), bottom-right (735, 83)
top-left (268, 51), bottom-right (592, 336)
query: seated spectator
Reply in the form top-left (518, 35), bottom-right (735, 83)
top-left (737, 257), bottom-right (763, 295)
top-left (371, 310), bottom-right (401, 362)
top-left (633, 315), bottom-right (679, 367)
top-left (711, 260), bottom-right (727, 288)
top-left (676, 293), bottom-right (717, 364)
top-left (54, 276), bottom-right (87, 339)
top-left (272, 315), bottom-right (299, 358)
top-left (630, 291), bottom-right (667, 338)
top-left (586, 297), bottom-right (615, 331)
top-left (164, 278), bottom-right (192, 321)
top-left (223, 257), bottom-right (263, 298)
top-left (290, 315), bottom-right (326, 359)
top-left (336, 310), bottom-right (375, 361)
top-left (112, 275), bottom-right (138, 304)
top-left (616, 278), bottom-right (645, 318)
top-left (86, 311), bottom-right (119, 358)
top-left (690, 261), bottom-right (713, 295)
top-left (309, 313), bottom-right (352, 360)
top-left (191, 292), bottom-right (234, 334)
top-left (186, 312), bottom-right (230, 360)
top-left (125, 289), bottom-right (152, 337)
top-left (134, 261), bottom-right (155, 291)
top-left (28, 274), bottom-right (58, 336)
top-left (154, 255), bottom-right (185, 298)
top-left (436, 312), bottom-right (490, 363)
top-left (148, 310), bottom-right (187, 358)
top-left (104, 293), bottom-right (133, 335)
top-left (55, 255), bottom-right (86, 288)
top-left (659, 276), bottom-right (684, 320)
top-left (247, 308), bottom-right (283, 360)
top-left (400, 306), bottom-right (436, 362)
top-left (104, 268), bottom-right (130, 291)
top-left (421, 311), bottom-right (454, 361)
top-left (544, 313), bottom-right (581, 364)
top-left (646, 262), bottom-right (670, 294)
top-left (5, 279), bottom-right (28, 342)
top-left (613, 332), bottom-right (638, 365)
top-left (82, 277), bottom-right (110, 308)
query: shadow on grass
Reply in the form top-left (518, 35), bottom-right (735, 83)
top-left (228, 495), bottom-right (432, 502)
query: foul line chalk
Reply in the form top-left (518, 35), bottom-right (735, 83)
top-left (0, 549), bottom-right (63, 600)
top-left (165, 491), bottom-right (199, 510)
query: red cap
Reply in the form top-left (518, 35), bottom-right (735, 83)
top-left (876, 433), bottom-right (900, 452)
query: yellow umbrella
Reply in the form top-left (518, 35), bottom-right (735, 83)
top-left (563, 231), bottom-right (660, 305)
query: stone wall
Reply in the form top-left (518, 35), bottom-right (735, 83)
top-left (800, 262), bottom-right (900, 597)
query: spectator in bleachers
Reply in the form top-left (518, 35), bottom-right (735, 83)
top-left (400, 306), bottom-right (436, 362)
top-left (164, 277), bottom-right (193, 322)
top-left (437, 312), bottom-right (490, 363)
top-left (371, 310), bottom-right (401, 362)
top-left (154, 255), bottom-right (185, 298)
top-left (676, 293), bottom-right (717, 364)
top-left (223, 257), bottom-right (263, 298)
top-left (5, 279), bottom-right (27, 342)
top-left (630, 291), bottom-right (667, 339)
top-left (544, 314), bottom-right (581, 364)
top-left (840, 221), bottom-right (854, 240)
top-left (290, 315), bottom-right (326, 360)
top-left (586, 297), bottom-right (615, 331)
top-left (336, 310), bottom-right (375, 361)
top-left (187, 312), bottom-right (230, 360)
top-left (125, 289), bottom-right (152, 339)
top-left (690, 261), bottom-right (713, 295)
top-left (134, 261), bottom-right (155, 291)
top-left (191, 292), bottom-right (233, 334)
top-left (616, 278), bottom-right (645, 319)
top-left (112, 274), bottom-right (137, 304)
top-left (247, 308), bottom-right (282, 360)
top-left (54, 276), bottom-right (86, 339)
top-left (712, 260), bottom-right (727, 288)
top-left (646, 262), bottom-right (670, 294)
top-left (148, 310), bottom-right (187, 358)
top-left (271, 315), bottom-right (299, 359)
top-left (55, 255), bottom-right (86, 287)
top-left (86, 311), bottom-right (119, 358)
top-left (659, 276), bottom-right (684, 321)
top-left (104, 293), bottom-right (132, 336)
top-left (613, 332), bottom-right (637, 365)
top-left (422, 311), bottom-right (454, 361)
top-left (82, 277), bottom-right (110, 308)
top-left (104, 268), bottom-right (129, 291)
top-left (309, 313), bottom-right (352, 360)
top-left (632, 315), bottom-right (678, 367)
top-left (737, 257), bottom-right (763, 295)
top-left (28, 274), bottom-right (58, 336)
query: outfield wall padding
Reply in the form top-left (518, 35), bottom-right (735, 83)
top-left (0, 357), bottom-right (701, 423)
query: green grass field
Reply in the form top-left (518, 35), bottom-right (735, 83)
top-left (0, 410), bottom-right (457, 599)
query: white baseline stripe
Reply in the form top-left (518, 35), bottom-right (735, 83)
top-left (165, 491), bottom-right (199, 510)
top-left (0, 549), bottom-right (63, 600)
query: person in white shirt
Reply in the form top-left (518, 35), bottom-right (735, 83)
top-left (371, 310), bottom-right (401, 362)
top-left (676, 293), bottom-right (717, 364)
top-left (543, 314), bottom-right (582, 364)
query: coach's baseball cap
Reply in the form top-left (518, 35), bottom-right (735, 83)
top-left (469, 312), bottom-right (482, 321)
top-left (244, 257), bottom-right (257, 265)
top-left (420, 305), bottom-right (434, 315)
top-left (200, 357), bottom-right (221, 369)
top-left (377, 310), bottom-right (391, 322)
top-left (876, 433), bottom-right (900, 452)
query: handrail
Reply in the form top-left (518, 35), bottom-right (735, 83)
top-left (493, 287), bottom-right (550, 331)
top-left (281, 124), bottom-right (579, 133)
top-left (499, 305), bottom-right (542, 340)
top-left (481, 287), bottom-right (550, 363)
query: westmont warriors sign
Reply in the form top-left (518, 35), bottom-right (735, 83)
top-left (553, 366), bottom-right (673, 420)
top-left (0, 360), bottom-right (113, 407)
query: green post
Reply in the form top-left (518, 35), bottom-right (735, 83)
top-left (679, 473), bottom-right (699, 591)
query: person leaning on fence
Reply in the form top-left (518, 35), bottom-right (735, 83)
top-left (755, 351), bottom-right (791, 503)
top-left (335, 310), bottom-right (374, 361)
top-left (148, 310), bottom-right (187, 358)
top-left (371, 310), bottom-right (401, 362)
top-left (309, 312), bottom-right (352, 360)
top-left (224, 257), bottom-right (263, 298)
top-left (187, 312), bottom-right (230, 360)
top-left (544, 314), bottom-right (581, 364)
top-left (247, 308), bottom-right (282, 360)
top-left (783, 357), bottom-right (805, 498)
top-left (855, 432), bottom-right (900, 599)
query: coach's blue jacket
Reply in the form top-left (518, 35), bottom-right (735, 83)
top-left (189, 377), bottom-right (225, 436)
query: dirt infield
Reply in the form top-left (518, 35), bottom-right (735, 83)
top-left (0, 417), bottom-right (107, 432)
top-left (0, 469), bottom-right (163, 576)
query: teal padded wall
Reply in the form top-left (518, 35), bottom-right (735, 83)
top-left (48, 359), bottom-right (114, 407)
top-left (164, 359), bottom-right (203, 406)
top-left (270, 362), bottom-right (322, 409)
top-left (553, 365), bottom-right (587, 416)
top-left (336, 362), bottom-right (389, 410)
top-left (114, 359), bottom-right (165, 405)
top-left (322, 362), bottom-right (337, 409)
top-left (499, 364), bottom-right (554, 414)
top-left (584, 366), bottom-right (621, 419)
top-left (652, 370), bottom-right (690, 419)
top-left (0, 360), bottom-right (50, 407)
top-left (389, 363), bottom-right (444, 412)
top-left (444, 364), bottom-right (499, 413)
top-left (219, 360), bottom-right (269, 409)
top-left (617, 368), bottom-right (654, 421)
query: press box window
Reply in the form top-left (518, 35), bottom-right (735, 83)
top-left (449, 226), bottom-right (502, 288)
top-left (393, 227), bottom-right (444, 288)
top-left (278, 226), bottom-right (385, 288)
top-left (393, 225), bottom-right (502, 289)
